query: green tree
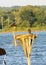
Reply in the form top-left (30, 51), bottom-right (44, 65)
top-left (16, 6), bottom-right (36, 27)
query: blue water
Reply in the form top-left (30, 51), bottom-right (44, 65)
top-left (0, 31), bottom-right (46, 65)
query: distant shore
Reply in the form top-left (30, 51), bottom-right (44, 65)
top-left (0, 27), bottom-right (46, 34)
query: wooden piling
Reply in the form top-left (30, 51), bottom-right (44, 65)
top-left (13, 33), bottom-right (37, 65)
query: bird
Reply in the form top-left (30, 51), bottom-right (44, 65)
top-left (0, 48), bottom-right (6, 55)
top-left (0, 48), bottom-right (6, 65)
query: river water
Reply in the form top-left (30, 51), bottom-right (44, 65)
top-left (0, 31), bottom-right (46, 65)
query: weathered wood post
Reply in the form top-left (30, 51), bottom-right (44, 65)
top-left (27, 56), bottom-right (30, 65)
top-left (12, 26), bottom-right (17, 46)
top-left (13, 30), bottom-right (37, 65)
top-left (26, 38), bottom-right (30, 65)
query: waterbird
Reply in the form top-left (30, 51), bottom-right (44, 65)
top-left (0, 48), bottom-right (6, 65)
top-left (0, 48), bottom-right (6, 55)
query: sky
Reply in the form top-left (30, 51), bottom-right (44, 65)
top-left (0, 0), bottom-right (46, 7)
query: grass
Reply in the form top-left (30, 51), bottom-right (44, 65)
top-left (0, 26), bottom-right (46, 33)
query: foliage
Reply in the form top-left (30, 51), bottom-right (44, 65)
top-left (0, 5), bottom-right (46, 29)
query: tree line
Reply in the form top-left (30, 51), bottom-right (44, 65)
top-left (0, 5), bottom-right (46, 29)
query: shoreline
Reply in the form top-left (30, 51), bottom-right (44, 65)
top-left (0, 28), bottom-right (46, 34)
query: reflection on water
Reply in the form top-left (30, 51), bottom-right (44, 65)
top-left (0, 31), bottom-right (46, 65)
